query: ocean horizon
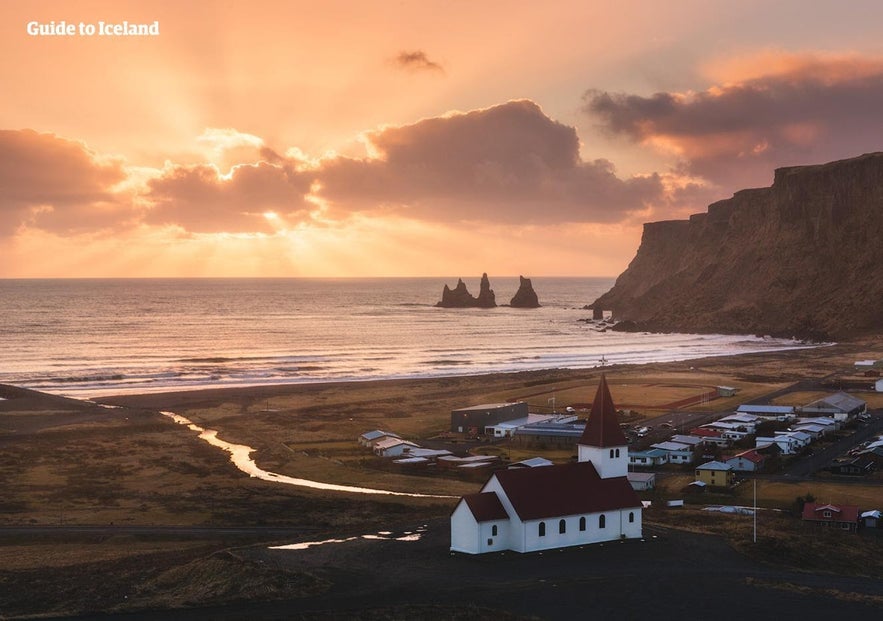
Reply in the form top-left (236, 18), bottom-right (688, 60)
top-left (0, 277), bottom-right (817, 398)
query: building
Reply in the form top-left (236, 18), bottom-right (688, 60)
top-left (512, 420), bottom-right (586, 447)
top-left (801, 502), bottom-right (860, 531)
top-left (877, 378), bottom-right (883, 392)
top-left (485, 413), bottom-right (561, 438)
top-left (724, 449), bottom-right (766, 472)
top-left (736, 404), bottom-right (795, 422)
top-left (358, 429), bottom-right (400, 447)
top-left (650, 441), bottom-right (695, 464)
top-left (450, 376), bottom-right (642, 554)
top-left (716, 386), bottom-right (739, 397)
top-left (756, 436), bottom-right (799, 455)
top-left (695, 461), bottom-right (736, 487)
top-left (828, 456), bottom-right (875, 476)
top-left (627, 471), bottom-right (656, 491)
top-left (802, 392), bottom-right (866, 422)
top-left (373, 437), bottom-right (419, 457)
top-left (450, 401), bottom-right (529, 434)
top-left (628, 448), bottom-right (668, 467)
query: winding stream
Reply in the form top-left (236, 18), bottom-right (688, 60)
top-left (162, 411), bottom-right (455, 499)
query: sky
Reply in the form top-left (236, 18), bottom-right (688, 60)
top-left (3, 0), bottom-right (883, 277)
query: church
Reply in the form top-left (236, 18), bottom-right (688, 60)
top-left (450, 375), bottom-right (642, 554)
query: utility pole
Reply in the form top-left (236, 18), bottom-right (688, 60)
top-left (753, 478), bottom-right (757, 543)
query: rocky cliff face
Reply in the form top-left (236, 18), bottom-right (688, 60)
top-left (437, 273), bottom-right (497, 308)
top-left (592, 152), bottom-right (883, 340)
top-left (510, 276), bottom-right (541, 308)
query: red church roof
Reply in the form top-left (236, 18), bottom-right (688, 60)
top-left (579, 374), bottom-right (628, 447)
top-left (460, 492), bottom-right (509, 522)
top-left (489, 461), bottom-right (640, 521)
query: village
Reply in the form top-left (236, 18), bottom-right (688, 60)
top-left (359, 359), bottom-right (883, 551)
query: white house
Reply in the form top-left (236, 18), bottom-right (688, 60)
top-left (373, 437), bottom-right (419, 457)
top-left (650, 441), bottom-right (695, 464)
top-left (628, 448), bottom-right (669, 467)
top-left (718, 414), bottom-right (760, 433)
top-left (451, 375), bottom-right (642, 554)
top-left (774, 430), bottom-right (811, 448)
top-left (359, 430), bottom-right (400, 447)
top-left (627, 471), bottom-right (656, 491)
top-left (756, 436), bottom-right (798, 455)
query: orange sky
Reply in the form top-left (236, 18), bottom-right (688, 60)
top-left (3, 0), bottom-right (883, 277)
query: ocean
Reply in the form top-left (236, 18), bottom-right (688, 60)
top-left (0, 277), bottom-right (813, 398)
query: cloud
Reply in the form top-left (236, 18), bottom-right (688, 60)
top-left (0, 129), bottom-right (128, 235)
top-left (315, 100), bottom-right (662, 223)
top-left (584, 54), bottom-right (883, 192)
top-left (145, 160), bottom-right (313, 233)
top-left (394, 50), bottom-right (445, 73)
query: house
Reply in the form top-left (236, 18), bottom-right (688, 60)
top-left (450, 375), bottom-right (642, 554)
top-left (801, 502), bottom-right (860, 531)
top-left (650, 441), bottom-right (696, 464)
top-left (451, 401), bottom-right (529, 434)
top-left (373, 437), bottom-right (419, 457)
top-left (756, 436), bottom-right (798, 455)
top-left (359, 429), bottom-right (400, 447)
top-left (695, 461), bottom-right (736, 487)
top-left (716, 386), bottom-right (739, 397)
top-left (774, 430), bottom-right (812, 449)
top-left (627, 471), bottom-right (656, 491)
top-left (802, 392), bottom-right (866, 422)
top-left (724, 449), bottom-right (766, 472)
top-left (628, 448), bottom-right (669, 467)
top-left (689, 428), bottom-right (731, 447)
top-left (717, 414), bottom-right (760, 433)
top-left (670, 435), bottom-right (703, 448)
top-left (876, 378), bottom-right (883, 392)
top-left (828, 456), bottom-right (875, 476)
top-left (789, 423), bottom-right (828, 440)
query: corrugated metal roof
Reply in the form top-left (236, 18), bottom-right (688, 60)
top-left (696, 460), bottom-right (732, 471)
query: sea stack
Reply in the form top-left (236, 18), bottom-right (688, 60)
top-left (510, 275), bottom-right (541, 308)
top-left (436, 274), bottom-right (497, 308)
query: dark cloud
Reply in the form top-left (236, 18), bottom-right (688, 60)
top-left (584, 59), bottom-right (883, 191)
top-left (394, 50), bottom-right (444, 73)
top-left (316, 100), bottom-right (662, 223)
top-left (146, 161), bottom-right (313, 233)
top-left (0, 129), bottom-right (127, 235)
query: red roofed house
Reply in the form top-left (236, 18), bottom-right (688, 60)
top-left (801, 502), bottom-right (860, 532)
top-left (450, 375), bottom-right (642, 554)
top-left (724, 449), bottom-right (767, 472)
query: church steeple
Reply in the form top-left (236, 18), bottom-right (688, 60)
top-left (578, 374), bottom-right (628, 478)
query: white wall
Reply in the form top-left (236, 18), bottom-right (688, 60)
top-left (450, 501), bottom-right (481, 554)
top-left (578, 443), bottom-right (628, 478)
top-left (521, 509), bottom-right (641, 553)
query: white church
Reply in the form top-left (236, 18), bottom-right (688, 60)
top-left (450, 375), bottom-right (642, 554)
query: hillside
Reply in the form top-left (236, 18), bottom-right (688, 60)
top-left (592, 152), bottom-right (883, 340)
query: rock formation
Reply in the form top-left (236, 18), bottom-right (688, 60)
top-left (591, 152), bottom-right (883, 340)
top-left (510, 276), bottom-right (541, 308)
top-left (436, 273), bottom-right (497, 308)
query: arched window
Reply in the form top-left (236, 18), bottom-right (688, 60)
top-left (559, 519), bottom-right (566, 534)
top-left (628, 512), bottom-right (635, 523)
top-left (492, 524), bottom-right (498, 536)
top-left (609, 449), bottom-right (614, 458)
top-left (615, 448), bottom-right (620, 458)
top-left (538, 522), bottom-right (546, 537)
top-left (579, 517), bottom-right (586, 531)
top-left (599, 514), bottom-right (606, 529)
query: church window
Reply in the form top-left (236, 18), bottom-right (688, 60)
top-left (599, 514), bottom-right (606, 528)
top-left (615, 448), bottom-right (620, 458)
top-left (559, 519), bottom-right (566, 534)
top-left (609, 449), bottom-right (614, 458)
top-left (579, 517), bottom-right (586, 531)
top-left (492, 524), bottom-right (498, 536)
top-left (538, 522), bottom-right (546, 537)
top-left (629, 512), bottom-right (635, 523)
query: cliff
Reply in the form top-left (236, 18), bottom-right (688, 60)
top-left (591, 152), bottom-right (883, 340)
top-left (510, 276), bottom-right (541, 308)
top-left (437, 273), bottom-right (497, 308)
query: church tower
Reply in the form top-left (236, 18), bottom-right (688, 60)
top-left (578, 374), bottom-right (629, 479)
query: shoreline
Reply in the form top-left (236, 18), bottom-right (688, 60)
top-left (91, 335), bottom-right (883, 412)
